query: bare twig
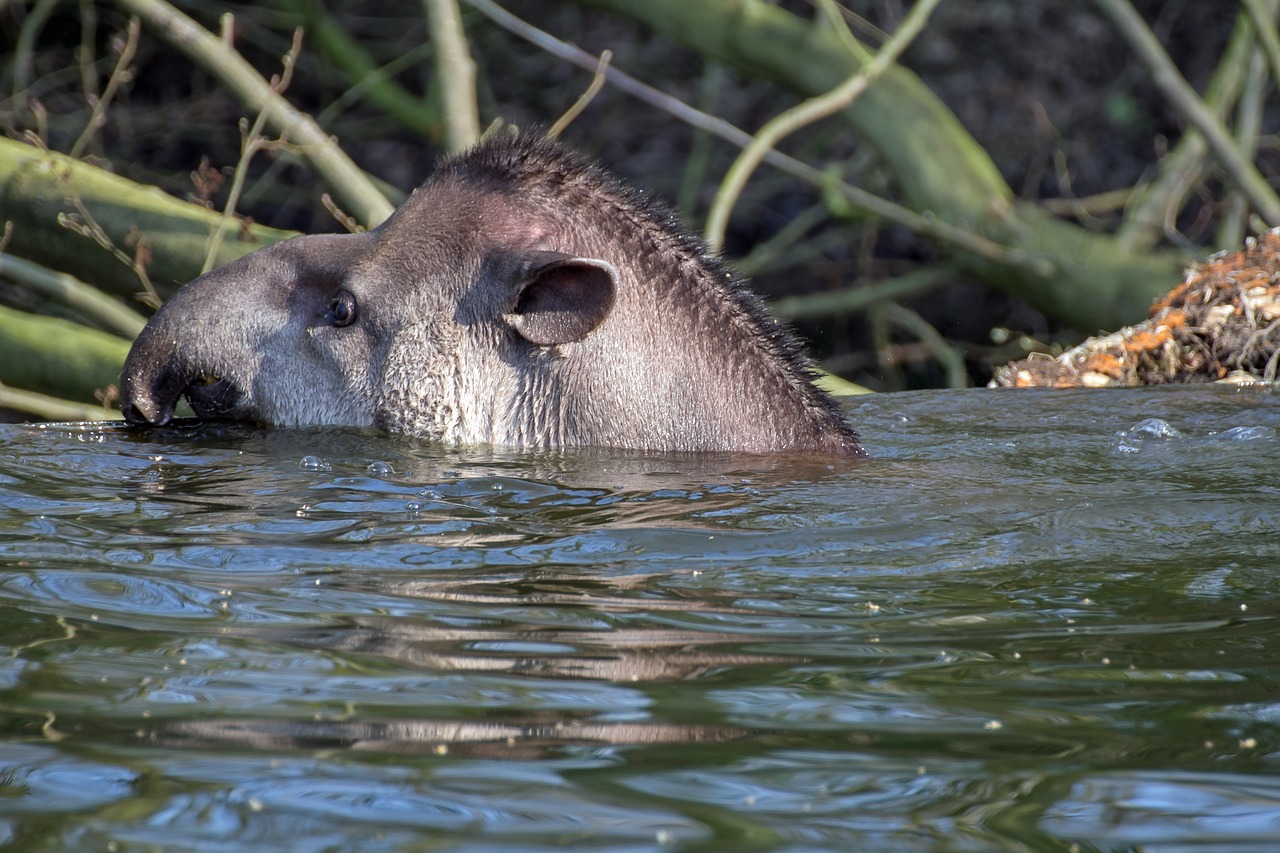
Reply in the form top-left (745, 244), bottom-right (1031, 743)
top-left (464, 0), bottom-right (1049, 277)
top-left (1094, 0), bottom-right (1280, 224)
top-left (25, 129), bottom-right (161, 304)
top-left (70, 17), bottom-right (140, 159)
top-left (548, 50), bottom-right (612, 139)
top-left (425, 0), bottom-right (481, 153)
top-left (115, 0), bottom-right (395, 227)
top-left (201, 25), bottom-right (303, 274)
top-left (704, 0), bottom-right (943, 251)
top-left (321, 194), bottom-right (362, 233)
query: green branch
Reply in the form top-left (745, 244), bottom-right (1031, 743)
top-left (0, 135), bottom-right (295, 301)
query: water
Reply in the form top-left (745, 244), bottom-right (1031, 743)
top-left (2, 385), bottom-right (1280, 851)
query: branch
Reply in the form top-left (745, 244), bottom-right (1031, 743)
top-left (69, 16), bottom-right (141, 159)
top-left (704, 0), bottom-right (943, 251)
top-left (202, 25), bottom-right (304, 273)
top-left (282, 0), bottom-right (440, 140)
top-left (0, 383), bottom-right (120, 422)
top-left (1093, 0), bottom-right (1280, 224)
top-left (770, 265), bottom-right (958, 320)
top-left (557, 0), bottom-right (1186, 330)
top-left (0, 251), bottom-right (146, 338)
top-left (0, 304), bottom-right (131, 403)
top-left (424, 0), bottom-right (481, 153)
top-left (1116, 6), bottom-right (1256, 251)
top-left (1242, 0), bottom-right (1280, 88)
top-left (0, 135), bottom-right (295, 300)
top-left (466, 0), bottom-right (1046, 276)
top-left (114, 0), bottom-right (395, 227)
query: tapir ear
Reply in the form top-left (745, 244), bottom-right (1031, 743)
top-left (509, 252), bottom-right (618, 346)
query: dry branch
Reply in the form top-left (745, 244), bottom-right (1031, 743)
top-left (115, 0), bottom-right (396, 227)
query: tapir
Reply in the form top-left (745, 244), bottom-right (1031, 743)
top-left (120, 133), bottom-right (864, 457)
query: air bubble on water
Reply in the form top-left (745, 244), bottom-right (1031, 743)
top-left (405, 501), bottom-right (425, 513)
top-left (299, 455), bottom-right (329, 471)
top-left (367, 461), bottom-right (394, 476)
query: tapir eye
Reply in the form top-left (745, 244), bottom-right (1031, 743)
top-left (326, 290), bottom-right (357, 327)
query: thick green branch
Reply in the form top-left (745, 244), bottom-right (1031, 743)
top-left (424, 0), bottom-right (481, 152)
top-left (0, 136), bottom-right (295, 302)
top-left (0, 252), bottom-right (146, 338)
top-left (0, 304), bottom-right (130, 403)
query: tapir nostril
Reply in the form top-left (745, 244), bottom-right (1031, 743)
top-left (119, 395), bottom-right (173, 427)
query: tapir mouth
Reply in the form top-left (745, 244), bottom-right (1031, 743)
top-left (183, 375), bottom-right (245, 420)
top-left (121, 367), bottom-right (249, 427)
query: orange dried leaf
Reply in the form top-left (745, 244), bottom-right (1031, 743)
top-left (1124, 328), bottom-right (1171, 353)
top-left (1083, 352), bottom-right (1124, 377)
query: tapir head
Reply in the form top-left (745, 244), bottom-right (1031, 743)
top-left (121, 134), bottom-right (863, 455)
top-left (121, 226), bottom-right (617, 436)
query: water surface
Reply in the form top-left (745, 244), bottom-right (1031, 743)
top-left (2, 386), bottom-right (1280, 851)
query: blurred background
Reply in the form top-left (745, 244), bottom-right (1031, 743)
top-left (0, 0), bottom-right (1273, 411)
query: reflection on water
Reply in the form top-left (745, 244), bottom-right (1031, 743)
top-left (1, 386), bottom-right (1280, 850)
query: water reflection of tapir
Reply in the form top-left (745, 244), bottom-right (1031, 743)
top-left (120, 133), bottom-right (864, 457)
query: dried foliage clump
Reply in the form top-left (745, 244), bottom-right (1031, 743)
top-left (991, 228), bottom-right (1280, 388)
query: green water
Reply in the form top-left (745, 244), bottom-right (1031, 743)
top-left (2, 386), bottom-right (1279, 851)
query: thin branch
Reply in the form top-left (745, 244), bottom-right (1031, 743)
top-left (12, 0), bottom-right (59, 116)
top-left (1218, 45), bottom-right (1269, 249)
top-left (881, 301), bottom-right (968, 388)
top-left (464, 0), bottom-right (1050, 277)
top-left (770, 264), bottom-right (958, 320)
top-left (282, 0), bottom-right (438, 139)
top-left (115, 0), bottom-right (395, 227)
top-left (1242, 0), bottom-right (1280, 88)
top-left (70, 16), bottom-right (140, 159)
top-left (704, 0), bottom-right (943, 252)
top-left (201, 25), bottom-right (303, 274)
top-left (1116, 7), bottom-right (1255, 251)
top-left (424, 0), bottom-right (481, 153)
top-left (548, 50), bottom-right (612, 139)
top-left (1094, 0), bottom-right (1280, 224)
